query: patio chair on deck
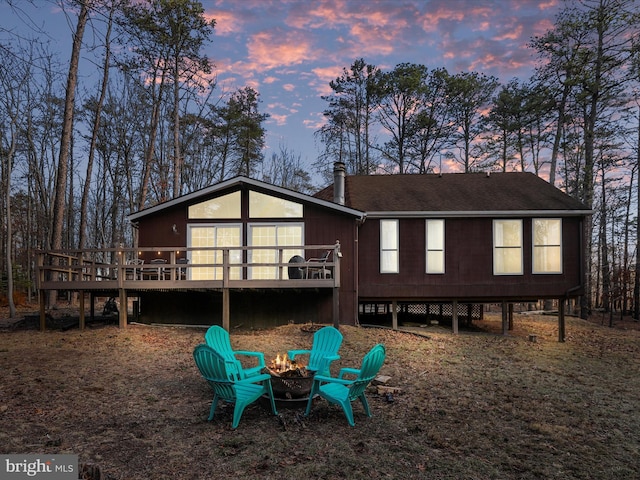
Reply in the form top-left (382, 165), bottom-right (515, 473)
top-left (205, 325), bottom-right (266, 378)
top-left (305, 250), bottom-right (332, 279)
top-left (125, 259), bottom-right (144, 280)
top-left (143, 258), bottom-right (167, 280)
top-left (193, 344), bottom-right (278, 428)
top-left (176, 257), bottom-right (189, 280)
top-left (305, 343), bottom-right (386, 426)
top-left (287, 325), bottom-right (343, 377)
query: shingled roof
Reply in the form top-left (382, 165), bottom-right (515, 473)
top-left (315, 172), bottom-right (590, 216)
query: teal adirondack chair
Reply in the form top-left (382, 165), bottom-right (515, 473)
top-left (193, 344), bottom-right (278, 428)
top-left (305, 343), bottom-right (386, 426)
top-left (205, 325), bottom-right (265, 378)
top-left (287, 326), bottom-right (343, 376)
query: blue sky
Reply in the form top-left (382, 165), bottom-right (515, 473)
top-left (1, 0), bottom-right (562, 184)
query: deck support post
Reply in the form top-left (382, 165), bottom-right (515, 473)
top-left (39, 289), bottom-right (46, 331)
top-left (502, 301), bottom-right (509, 335)
top-left (508, 303), bottom-right (514, 330)
top-left (558, 298), bottom-right (566, 342)
top-left (452, 300), bottom-right (459, 334)
top-left (332, 286), bottom-right (340, 329)
top-left (118, 289), bottom-right (127, 328)
top-left (79, 291), bottom-right (85, 330)
top-left (391, 300), bottom-right (398, 330)
top-left (222, 289), bottom-right (230, 331)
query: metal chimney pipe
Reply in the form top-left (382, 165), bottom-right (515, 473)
top-left (333, 161), bottom-right (346, 205)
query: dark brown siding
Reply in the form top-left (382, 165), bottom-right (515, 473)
top-left (304, 203), bottom-right (358, 324)
top-left (135, 185), bottom-right (360, 325)
top-left (358, 216), bottom-right (584, 302)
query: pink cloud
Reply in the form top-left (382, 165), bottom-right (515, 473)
top-left (247, 29), bottom-right (315, 70)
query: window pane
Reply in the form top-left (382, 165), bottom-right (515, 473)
top-left (188, 191), bottom-right (240, 219)
top-left (189, 225), bottom-right (242, 280)
top-left (495, 220), bottom-right (521, 247)
top-left (248, 224), bottom-right (303, 279)
top-left (533, 219), bottom-right (562, 273)
top-left (427, 251), bottom-right (444, 274)
top-left (381, 251), bottom-right (398, 273)
top-left (426, 219), bottom-right (444, 273)
top-left (493, 220), bottom-right (522, 275)
top-left (249, 191), bottom-right (303, 218)
top-left (426, 220), bottom-right (444, 249)
top-left (380, 220), bottom-right (399, 273)
top-left (494, 248), bottom-right (522, 274)
top-left (534, 219), bottom-right (561, 245)
top-left (380, 220), bottom-right (398, 249)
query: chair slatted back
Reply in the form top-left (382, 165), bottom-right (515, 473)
top-left (193, 344), bottom-right (240, 401)
top-left (347, 344), bottom-right (386, 400)
top-left (308, 326), bottom-right (343, 373)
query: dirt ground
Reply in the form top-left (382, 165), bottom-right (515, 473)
top-left (1, 305), bottom-right (639, 479)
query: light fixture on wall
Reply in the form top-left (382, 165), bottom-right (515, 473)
top-left (172, 224), bottom-right (179, 235)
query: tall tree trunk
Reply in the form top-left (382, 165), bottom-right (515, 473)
top-left (79, 2), bottom-right (113, 249)
top-left (172, 55), bottom-right (181, 198)
top-left (49, 1), bottom-right (88, 307)
top-left (51, 1), bottom-right (89, 251)
top-left (634, 107), bottom-right (640, 320)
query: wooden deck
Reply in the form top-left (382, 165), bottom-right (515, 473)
top-left (35, 244), bottom-right (341, 330)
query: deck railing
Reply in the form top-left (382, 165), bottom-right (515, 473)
top-left (35, 243), bottom-right (341, 291)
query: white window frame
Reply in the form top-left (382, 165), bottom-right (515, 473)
top-left (532, 218), bottom-right (563, 274)
top-left (426, 219), bottom-right (445, 274)
top-left (493, 219), bottom-right (523, 275)
top-left (380, 219), bottom-right (399, 274)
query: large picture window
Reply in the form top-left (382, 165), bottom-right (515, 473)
top-left (188, 224), bottom-right (242, 280)
top-left (380, 219), bottom-right (399, 273)
top-left (426, 219), bottom-right (445, 274)
top-left (493, 219), bottom-right (523, 275)
top-left (533, 218), bottom-right (562, 274)
top-left (248, 223), bottom-right (303, 279)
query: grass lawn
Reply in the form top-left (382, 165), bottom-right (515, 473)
top-left (1, 312), bottom-right (639, 479)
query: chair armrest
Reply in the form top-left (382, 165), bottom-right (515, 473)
top-left (338, 367), bottom-right (361, 379)
top-left (237, 373), bottom-right (272, 385)
top-left (234, 351), bottom-right (266, 366)
top-left (313, 374), bottom-right (354, 386)
top-left (287, 349), bottom-right (311, 361)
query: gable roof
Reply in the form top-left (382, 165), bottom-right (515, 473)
top-left (315, 172), bottom-right (591, 218)
top-left (128, 176), bottom-right (364, 222)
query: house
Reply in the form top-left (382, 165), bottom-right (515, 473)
top-left (316, 165), bottom-right (591, 338)
top-left (35, 163), bottom-right (590, 340)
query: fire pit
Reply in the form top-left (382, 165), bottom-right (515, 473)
top-left (265, 353), bottom-right (314, 402)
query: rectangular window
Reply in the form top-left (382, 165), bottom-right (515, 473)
top-left (426, 219), bottom-right (445, 274)
top-left (188, 191), bottom-right (241, 219)
top-left (248, 223), bottom-right (303, 279)
top-left (493, 219), bottom-right (523, 275)
top-left (249, 191), bottom-right (303, 218)
top-left (188, 224), bottom-right (242, 280)
top-left (533, 218), bottom-right (562, 274)
top-left (380, 219), bottom-right (399, 273)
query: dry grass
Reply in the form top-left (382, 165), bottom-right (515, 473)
top-left (1, 311), bottom-right (639, 479)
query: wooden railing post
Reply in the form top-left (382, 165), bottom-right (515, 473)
top-left (222, 249), bottom-right (230, 331)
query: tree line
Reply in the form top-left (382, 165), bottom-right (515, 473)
top-left (1, 0), bottom-right (639, 322)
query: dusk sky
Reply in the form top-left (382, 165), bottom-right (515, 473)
top-left (3, 0), bottom-right (563, 184)
top-left (202, 0), bottom-right (561, 179)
